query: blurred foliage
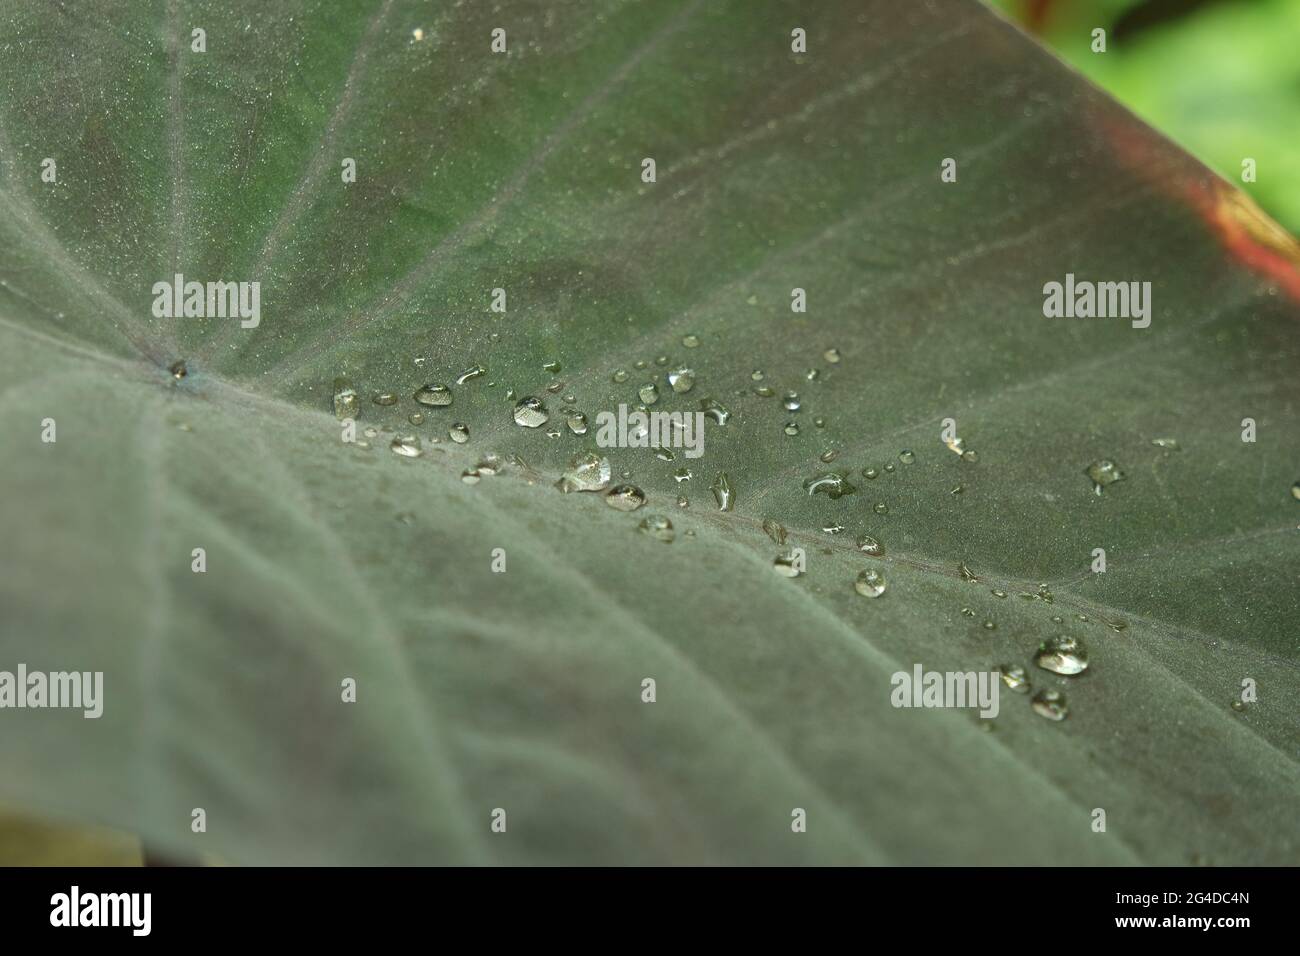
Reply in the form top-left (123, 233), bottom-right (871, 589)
top-left (991, 0), bottom-right (1300, 233)
top-left (0, 807), bottom-right (142, 865)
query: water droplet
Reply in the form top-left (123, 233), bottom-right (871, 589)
top-left (1035, 635), bottom-right (1089, 675)
top-left (763, 518), bottom-right (788, 545)
top-left (1000, 666), bottom-right (1032, 694)
top-left (673, 467), bottom-right (692, 483)
top-left (654, 447), bottom-right (675, 462)
top-left (333, 377), bottom-right (360, 419)
top-left (782, 391), bottom-right (801, 412)
top-left (813, 416), bottom-right (826, 428)
top-left (676, 494), bottom-right (689, 508)
top-left (751, 370), bottom-right (765, 381)
top-left (773, 552), bottom-right (803, 577)
top-left (513, 396), bottom-right (549, 427)
top-left (449, 423), bottom-right (470, 444)
top-left (634, 359), bottom-right (648, 371)
top-left (408, 412), bottom-right (424, 425)
top-left (960, 607), bottom-right (975, 617)
top-left (755, 386), bottom-right (776, 398)
top-left (605, 484), bottom-right (646, 512)
top-left (820, 450), bottom-right (838, 463)
top-left (372, 391), bottom-right (398, 406)
top-left (806, 368), bottom-right (820, 382)
top-left (1031, 689), bottom-right (1068, 721)
top-left (1230, 700), bottom-right (1246, 712)
top-left (543, 360), bottom-right (562, 373)
top-left (390, 435), bottom-right (423, 458)
top-left (363, 426), bottom-right (379, 438)
top-left (873, 502), bottom-right (888, 515)
top-left (667, 367), bottom-right (695, 394)
top-left (958, 563), bottom-right (978, 583)
top-left (639, 383), bottom-right (660, 405)
top-left (476, 455), bottom-right (503, 476)
top-left (414, 384), bottom-right (453, 407)
top-left (461, 469), bottom-right (480, 484)
top-left (1291, 480), bottom-right (1300, 501)
top-left (856, 535), bottom-right (883, 556)
top-left (456, 364), bottom-right (487, 385)
top-left (854, 569), bottom-right (887, 598)
top-left (612, 368), bottom-right (629, 383)
top-left (1085, 459), bottom-right (1125, 495)
top-left (682, 334), bottom-right (700, 348)
top-left (545, 380), bottom-right (565, 394)
top-left (558, 453), bottom-right (611, 492)
top-left (699, 398), bottom-right (730, 425)
top-left (884, 463), bottom-right (895, 473)
top-left (899, 449), bottom-right (915, 464)
top-left (991, 589), bottom-right (1007, 599)
top-left (862, 467), bottom-right (878, 480)
top-left (803, 472), bottom-right (856, 499)
top-left (711, 472), bottom-right (735, 511)
top-left (822, 523), bottom-right (846, 535)
top-left (823, 348), bottom-right (841, 364)
top-left (638, 514), bottom-right (675, 543)
top-left (565, 410), bottom-right (589, 435)
top-left (982, 620), bottom-right (996, 630)
top-left (961, 449), bottom-right (979, 463)
top-left (784, 422), bottom-right (799, 437)
top-left (169, 360), bottom-right (188, 380)
top-left (1105, 618), bottom-right (1127, 633)
top-left (1150, 437), bottom-right (1180, 450)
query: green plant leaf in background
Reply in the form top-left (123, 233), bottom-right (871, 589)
top-left (991, 0), bottom-right (1300, 234)
top-left (0, 0), bottom-right (1297, 865)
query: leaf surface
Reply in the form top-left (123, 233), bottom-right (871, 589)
top-left (1, 0), bottom-right (1297, 864)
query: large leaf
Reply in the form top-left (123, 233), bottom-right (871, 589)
top-left (1, 0), bottom-right (1297, 865)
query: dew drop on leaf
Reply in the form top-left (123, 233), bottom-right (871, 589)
top-left (638, 514), bottom-right (674, 542)
top-left (414, 384), bottom-right (453, 407)
top-left (854, 569), bottom-right (887, 598)
top-left (803, 472), bottom-right (855, 498)
top-left (558, 452), bottom-right (611, 493)
top-left (667, 368), bottom-right (695, 393)
top-left (333, 377), bottom-right (359, 419)
top-left (605, 484), bottom-right (646, 512)
top-left (1085, 459), bottom-right (1125, 495)
top-left (856, 535), bottom-right (883, 556)
top-left (1031, 689), bottom-right (1069, 721)
top-left (711, 472), bottom-right (735, 511)
top-left (565, 410), bottom-right (589, 435)
top-left (390, 435), bottom-right (422, 458)
top-left (512, 396), bottom-right (549, 427)
top-left (1000, 666), bottom-right (1032, 694)
top-left (773, 552), bottom-right (803, 577)
top-left (763, 518), bottom-right (787, 545)
top-left (699, 397), bottom-right (730, 425)
top-left (1035, 635), bottom-right (1089, 675)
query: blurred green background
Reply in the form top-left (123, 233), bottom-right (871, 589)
top-left (991, 0), bottom-right (1300, 234)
